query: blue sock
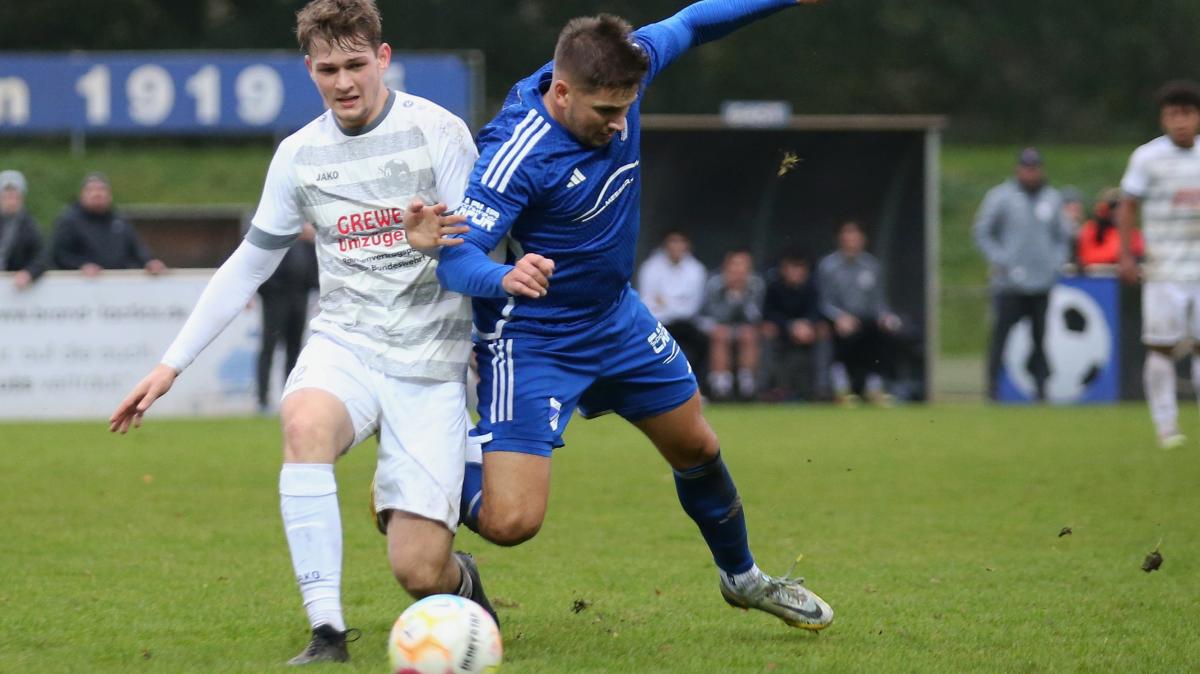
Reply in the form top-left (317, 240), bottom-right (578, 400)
top-left (673, 451), bottom-right (755, 576)
top-left (460, 462), bottom-right (483, 533)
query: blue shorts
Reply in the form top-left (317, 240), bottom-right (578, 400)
top-left (471, 290), bottom-right (698, 456)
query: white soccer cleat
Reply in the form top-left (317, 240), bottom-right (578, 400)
top-left (720, 570), bottom-right (834, 631)
top-left (1158, 432), bottom-right (1186, 450)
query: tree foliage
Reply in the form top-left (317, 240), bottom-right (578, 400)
top-left (3, 0), bottom-right (1198, 140)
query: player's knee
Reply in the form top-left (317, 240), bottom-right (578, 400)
top-left (479, 508), bottom-right (542, 547)
top-left (391, 558), bottom-right (446, 599)
top-left (281, 415), bottom-right (339, 462)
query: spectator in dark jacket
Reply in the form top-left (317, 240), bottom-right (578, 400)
top-left (257, 222), bottom-right (319, 411)
top-left (761, 250), bottom-right (824, 400)
top-left (0, 170), bottom-right (46, 289)
top-left (50, 172), bottom-right (166, 275)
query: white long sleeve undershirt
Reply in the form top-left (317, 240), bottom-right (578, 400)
top-left (160, 240), bottom-right (288, 373)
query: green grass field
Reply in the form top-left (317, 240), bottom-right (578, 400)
top-left (3, 404), bottom-right (1198, 672)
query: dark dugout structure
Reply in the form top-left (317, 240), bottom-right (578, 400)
top-left (638, 114), bottom-right (946, 401)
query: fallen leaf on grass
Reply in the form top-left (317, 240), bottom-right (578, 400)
top-left (777, 152), bottom-right (800, 177)
top-left (572, 599), bottom-right (591, 614)
top-left (1058, 527), bottom-right (1072, 537)
top-left (493, 597), bottom-right (521, 609)
top-left (1142, 550), bottom-right (1163, 573)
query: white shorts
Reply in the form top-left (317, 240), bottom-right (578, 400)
top-left (1142, 281), bottom-right (1200, 346)
top-left (282, 333), bottom-right (468, 530)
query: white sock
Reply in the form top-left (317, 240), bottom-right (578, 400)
top-left (830, 362), bottom-right (850, 396)
top-left (737, 368), bottom-right (756, 396)
top-left (865, 373), bottom-right (884, 396)
top-left (455, 555), bottom-right (474, 598)
top-left (709, 370), bottom-right (733, 397)
top-left (723, 564), bottom-right (766, 594)
top-left (1145, 351), bottom-right (1178, 438)
top-left (280, 463), bottom-right (345, 632)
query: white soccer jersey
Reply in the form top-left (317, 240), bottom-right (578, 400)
top-left (1121, 135), bottom-right (1200, 281)
top-left (249, 90), bottom-right (478, 381)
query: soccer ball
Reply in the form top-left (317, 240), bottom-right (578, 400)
top-left (388, 594), bottom-right (502, 674)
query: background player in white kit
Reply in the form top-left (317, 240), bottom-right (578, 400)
top-left (108, 0), bottom-right (496, 664)
top-left (1118, 80), bottom-right (1200, 449)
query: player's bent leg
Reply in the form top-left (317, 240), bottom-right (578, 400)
top-left (476, 450), bottom-right (551, 546)
top-left (385, 511), bottom-right (458, 597)
top-left (384, 511), bottom-right (500, 627)
top-left (278, 388), bottom-right (360, 663)
top-left (1145, 345), bottom-right (1185, 448)
top-left (631, 392), bottom-right (833, 631)
top-left (631, 391), bottom-right (719, 469)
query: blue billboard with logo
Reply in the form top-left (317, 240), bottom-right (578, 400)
top-left (0, 51), bottom-right (480, 134)
top-left (998, 275), bottom-right (1121, 403)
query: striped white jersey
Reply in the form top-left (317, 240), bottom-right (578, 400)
top-left (248, 90), bottom-right (478, 381)
top-left (1121, 135), bottom-right (1200, 282)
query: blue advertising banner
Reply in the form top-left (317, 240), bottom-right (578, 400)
top-left (998, 275), bottom-right (1121, 404)
top-left (0, 51), bottom-right (477, 134)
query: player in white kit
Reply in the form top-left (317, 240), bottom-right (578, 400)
top-left (108, 0), bottom-right (496, 664)
top-left (1118, 80), bottom-right (1200, 449)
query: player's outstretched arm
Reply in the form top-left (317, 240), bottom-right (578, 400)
top-left (109, 363), bottom-right (177, 433)
top-left (109, 240), bottom-right (288, 433)
top-left (635, 0), bottom-right (822, 79)
top-left (404, 199), bottom-right (470, 254)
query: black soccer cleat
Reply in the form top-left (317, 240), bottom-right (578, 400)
top-left (455, 551), bottom-right (500, 629)
top-left (286, 624), bottom-right (359, 666)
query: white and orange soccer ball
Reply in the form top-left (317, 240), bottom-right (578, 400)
top-left (388, 595), bottom-right (502, 674)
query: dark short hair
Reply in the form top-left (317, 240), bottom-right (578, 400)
top-left (839, 219), bottom-right (865, 235)
top-left (554, 14), bottom-right (650, 92)
top-left (661, 229), bottom-right (689, 243)
top-left (1156, 80), bottom-right (1200, 111)
top-left (295, 0), bottom-right (382, 55)
top-left (779, 248), bottom-right (809, 266)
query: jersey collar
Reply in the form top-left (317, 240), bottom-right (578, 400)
top-left (335, 89), bottom-right (396, 137)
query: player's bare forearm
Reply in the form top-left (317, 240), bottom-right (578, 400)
top-left (109, 363), bottom-right (178, 434)
top-left (1116, 197), bottom-right (1140, 283)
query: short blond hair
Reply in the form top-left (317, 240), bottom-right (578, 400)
top-left (295, 0), bottom-right (382, 55)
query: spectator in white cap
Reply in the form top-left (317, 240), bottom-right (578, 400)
top-left (49, 172), bottom-right (166, 276)
top-left (0, 169), bottom-right (47, 289)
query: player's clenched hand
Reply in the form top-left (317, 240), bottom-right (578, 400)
top-left (503, 253), bottom-right (555, 298)
top-left (403, 199), bottom-right (470, 253)
top-left (109, 363), bottom-right (178, 434)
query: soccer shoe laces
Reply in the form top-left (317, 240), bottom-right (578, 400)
top-left (304, 626), bottom-right (360, 654)
top-left (761, 555), bottom-right (811, 604)
top-left (780, 554), bottom-right (806, 585)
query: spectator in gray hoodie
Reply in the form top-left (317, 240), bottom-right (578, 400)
top-left (973, 147), bottom-right (1071, 401)
top-left (0, 170), bottom-right (46, 289)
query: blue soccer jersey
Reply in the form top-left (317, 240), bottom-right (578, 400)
top-left (439, 0), bottom-right (800, 338)
top-left (437, 0), bottom-right (802, 454)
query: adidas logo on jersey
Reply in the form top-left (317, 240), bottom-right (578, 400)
top-left (567, 168), bottom-right (587, 189)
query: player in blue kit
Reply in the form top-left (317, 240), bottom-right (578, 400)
top-left (420, 0), bottom-right (833, 630)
